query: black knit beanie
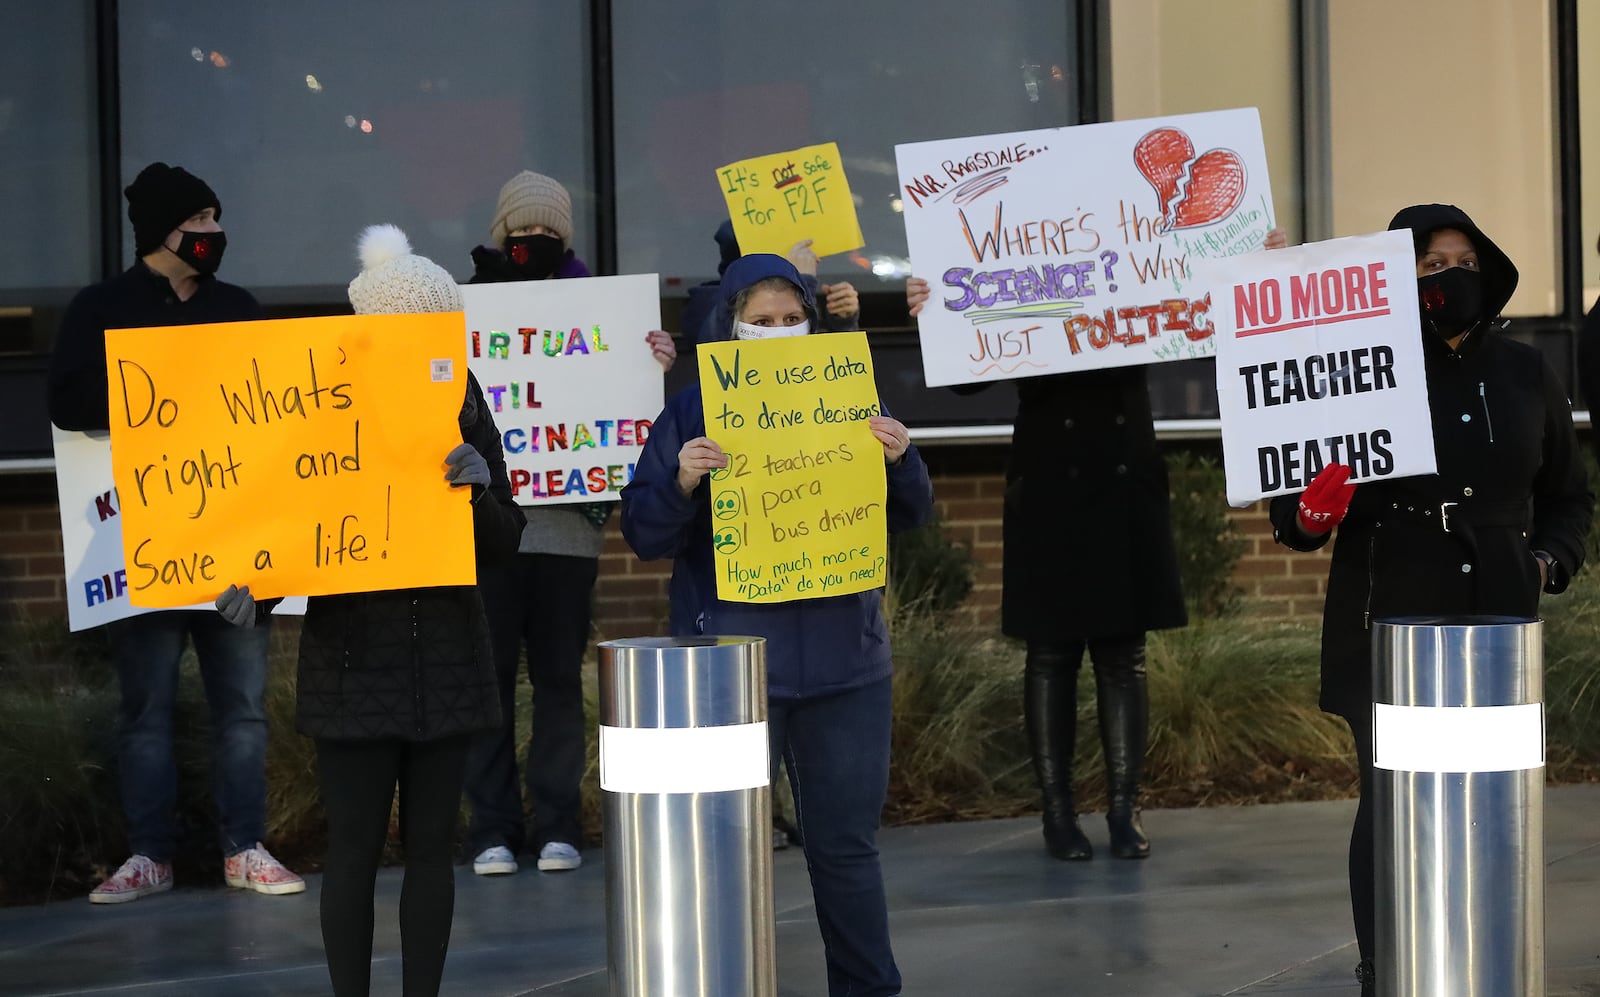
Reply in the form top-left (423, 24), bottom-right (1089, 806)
top-left (125, 162), bottom-right (222, 256)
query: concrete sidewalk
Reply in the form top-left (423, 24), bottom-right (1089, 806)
top-left (2, 785), bottom-right (1596, 996)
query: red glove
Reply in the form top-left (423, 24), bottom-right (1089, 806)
top-left (1297, 463), bottom-right (1357, 534)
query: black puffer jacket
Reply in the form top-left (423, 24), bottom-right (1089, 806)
top-left (999, 367), bottom-right (1187, 642)
top-left (1272, 205), bottom-right (1592, 720)
top-left (295, 373), bottom-right (526, 741)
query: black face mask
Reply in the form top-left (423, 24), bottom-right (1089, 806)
top-left (504, 234), bottom-right (564, 280)
top-left (1416, 266), bottom-right (1482, 336)
top-left (168, 230), bottom-right (227, 275)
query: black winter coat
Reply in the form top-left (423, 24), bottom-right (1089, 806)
top-left (48, 263), bottom-right (262, 431)
top-left (295, 373), bottom-right (526, 741)
top-left (999, 368), bottom-right (1187, 642)
top-left (1273, 282), bottom-right (1591, 720)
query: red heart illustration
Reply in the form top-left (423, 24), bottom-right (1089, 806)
top-left (1171, 149), bottom-right (1246, 229)
top-left (1133, 128), bottom-right (1195, 221)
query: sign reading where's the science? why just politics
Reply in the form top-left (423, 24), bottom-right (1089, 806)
top-left (105, 313), bottom-right (475, 607)
top-left (1203, 229), bottom-right (1436, 506)
top-left (461, 275), bottom-right (665, 505)
top-left (896, 107), bottom-right (1276, 387)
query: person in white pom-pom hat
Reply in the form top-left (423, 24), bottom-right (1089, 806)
top-left (215, 225), bottom-right (526, 997)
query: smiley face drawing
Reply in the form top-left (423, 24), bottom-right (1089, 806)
top-left (713, 491), bottom-right (743, 520)
top-left (713, 526), bottom-right (743, 554)
top-left (709, 461), bottom-right (731, 482)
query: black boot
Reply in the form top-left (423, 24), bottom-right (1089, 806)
top-left (1093, 637), bottom-right (1151, 859)
top-left (1024, 643), bottom-right (1091, 860)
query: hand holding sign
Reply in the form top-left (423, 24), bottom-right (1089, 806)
top-left (1296, 463), bottom-right (1357, 534)
top-left (677, 436), bottom-right (729, 496)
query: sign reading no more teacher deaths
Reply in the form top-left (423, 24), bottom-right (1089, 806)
top-left (1204, 229), bottom-right (1435, 506)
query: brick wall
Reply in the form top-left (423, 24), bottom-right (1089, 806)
top-left (0, 466), bottom-right (1335, 632)
top-left (0, 501), bottom-right (67, 613)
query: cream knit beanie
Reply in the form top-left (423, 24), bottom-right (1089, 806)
top-left (346, 225), bottom-right (464, 315)
top-left (489, 171), bottom-right (574, 246)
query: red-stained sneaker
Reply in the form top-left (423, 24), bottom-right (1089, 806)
top-left (224, 843), bottom-right (305, 896)
top-left (88, 854), bottom-right (173, 904)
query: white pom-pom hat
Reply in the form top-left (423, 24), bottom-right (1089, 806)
top-left (346, 224), bottom-right (464, 315)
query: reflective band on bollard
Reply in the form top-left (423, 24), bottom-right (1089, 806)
top-left (1373, 616), bottom-right (1544, 997)
top-left (598, 636), bottom-right (776, 997)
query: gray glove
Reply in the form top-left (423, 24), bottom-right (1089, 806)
top-left (444, 443), bottom-right (490, 488)
top-left (216, 584), bottom-right (257, 628)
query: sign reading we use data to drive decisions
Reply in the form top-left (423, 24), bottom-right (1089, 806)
top-left (1206, 230), bottom-right (1436, 506)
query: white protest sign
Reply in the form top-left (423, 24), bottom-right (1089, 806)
top-left (51, 427), bottom-right (305, 631)
top-left (461, 275), bottom-right (664, 505)
top-left (1203, 230), bottom-right (1435, 506)
top-left (896, 108), bottom-right (1276, 387)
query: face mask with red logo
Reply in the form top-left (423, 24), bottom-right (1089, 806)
top-left (1416, 266), bottom-right (1482, 336)
top-left (168, 230), bottom-right (227, 276)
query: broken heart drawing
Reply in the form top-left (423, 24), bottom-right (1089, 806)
top-left (1133, 127), bottom-right (1247, 230)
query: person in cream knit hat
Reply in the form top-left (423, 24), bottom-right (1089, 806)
top-left (461, 173), bottom-right (674, 878)
top-left (348, 223), bottom-right (465, 314)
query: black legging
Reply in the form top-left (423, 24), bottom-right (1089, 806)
top-left (316, 735), bottom-right (471, 997)
top-left (1345, 712), bottom-right (1376, 964)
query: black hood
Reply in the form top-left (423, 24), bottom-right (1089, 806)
top-left (1387, 203), bottom-right (1518, 322)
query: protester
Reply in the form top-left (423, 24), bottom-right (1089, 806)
top-left (682, 219), bottom-right (860, 346)
top-left (677, 222), bottom-right (851, 850)
top-left (1270, 204), bottom-right (1592, 995)
top-left (218, 225), bottom-right (525, 997)
top-left (622, 253), bottom-right (932, 997)
top-left (461, 170), bottom-right (675, 876)
top-left (47, 161), bottom-right (303, 903)
top-left (905, 228), bottom-right (1286, 863)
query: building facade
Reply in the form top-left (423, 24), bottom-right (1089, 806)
top-left (2, 1), bottom-right (1596, 629)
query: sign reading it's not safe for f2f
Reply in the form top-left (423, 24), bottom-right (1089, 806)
top-left (1205, 229), bottom-right (1436, 506)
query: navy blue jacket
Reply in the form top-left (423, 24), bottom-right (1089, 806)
top-left (621, 384), bottom-right (934, 699)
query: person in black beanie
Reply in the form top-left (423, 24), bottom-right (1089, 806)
top-left (46, 162), bottom-right (304, 903)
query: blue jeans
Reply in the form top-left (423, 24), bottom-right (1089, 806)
top-left (107, 610), bottom-right (271, 861)
top-left (770, 677), bottom-right (901, 997)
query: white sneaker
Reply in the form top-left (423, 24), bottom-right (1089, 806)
top-left (537, 842), bottom-right (582, 871)
top-left (88, 854), bottom-right (173, 904)
top-left (472, 845), bottom-right (518, 876)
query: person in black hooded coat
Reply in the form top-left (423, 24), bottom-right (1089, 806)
top-left (1270, 204), bottom-right (1592, 994)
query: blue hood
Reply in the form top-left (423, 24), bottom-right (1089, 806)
top-left (720, 253), bottom-right (816, 314)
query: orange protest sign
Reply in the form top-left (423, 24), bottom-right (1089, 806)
top-left (105, 313), bottom-right (475, 607)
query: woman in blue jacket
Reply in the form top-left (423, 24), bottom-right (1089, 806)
top-left (621, 254), bottom-right (933, 997)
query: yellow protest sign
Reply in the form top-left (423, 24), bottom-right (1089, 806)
top-left (105, 313), bottom-right (475, 607)
top-left (717, 142), bottom-right (865, 259)
top-left (698, 332), bottom-right (886, 603)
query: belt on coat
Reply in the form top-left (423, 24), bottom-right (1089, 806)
top-left (1370, 496), bottom-right (1531, 588)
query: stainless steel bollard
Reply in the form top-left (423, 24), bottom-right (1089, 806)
top-left (1372, 616), bottom-right (1544, 996)
top-left (597, 636), bottom-right (776, 997)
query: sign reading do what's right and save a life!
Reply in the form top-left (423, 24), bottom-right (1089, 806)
top-left (1203, 229), bottom-right (1437, 507)
top-left (896, 107), bottom-right (1276, 387)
